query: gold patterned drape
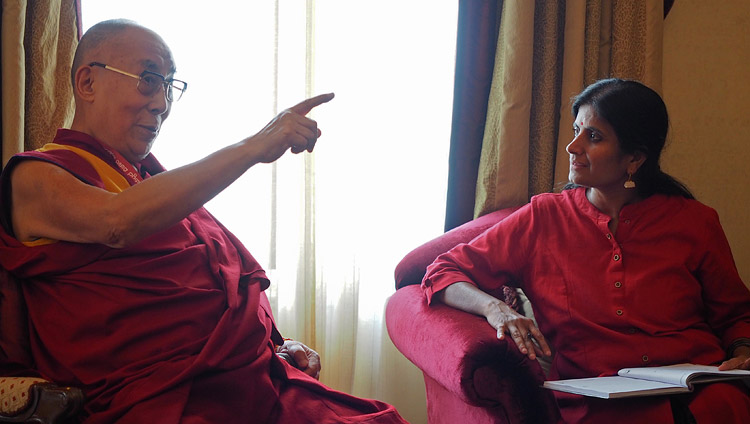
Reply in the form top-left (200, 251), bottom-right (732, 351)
top-left (474, 0), bottom-right (664, 217)
top-left (1, 0), bottom-right (79, 167)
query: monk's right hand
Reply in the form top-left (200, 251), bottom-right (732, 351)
top-left (276, 339), bottom-right (321, 380)
top-left (484, 299), bottom-right (552, 361)
top-left (250, 93), bottom-right (335, 164)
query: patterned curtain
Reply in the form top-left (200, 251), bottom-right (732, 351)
top-left (1, 0), bottom-right (80, 167)
top-left (474, 0), bottom-right (665, 217)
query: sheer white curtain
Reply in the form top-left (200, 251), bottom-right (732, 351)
top-left (82, 2), bottom-right (456, 422)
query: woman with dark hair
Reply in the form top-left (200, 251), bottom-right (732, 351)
top-left (565, 78), bottom-right (694, 199)
top-left (422, 79), bottom-right (750, 423)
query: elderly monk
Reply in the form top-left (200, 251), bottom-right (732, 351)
top-left (0, 19), bottom-right (406, 424)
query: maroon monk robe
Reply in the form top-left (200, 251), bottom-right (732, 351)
top-left (0, 129), bottom-right (406, 423)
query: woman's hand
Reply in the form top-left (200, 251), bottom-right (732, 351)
top-left (484, 299), bottom-right (551, 360)
top-left (276, 339), bottom-right (322, 379)
top-left (436, 281), bottom-right (552, 361)
top-left (718, 345), bottom-right (750, 371)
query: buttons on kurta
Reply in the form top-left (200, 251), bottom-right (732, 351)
top-left (613, 254), bottom-right (621, 261)
top-left (642, 355), bottom-right (649, 362)
top-left (616, 309), bottom-right (623, 316)
top-left (606, 233), bottom-right (612, 240)
top-left (614, 281), bottom-right (622, 288)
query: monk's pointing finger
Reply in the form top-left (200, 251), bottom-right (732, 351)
top-left (289, 93), bottom-right (335, 116)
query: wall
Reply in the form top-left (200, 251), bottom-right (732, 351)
top-left (661, 0), bottom-right (750, 287)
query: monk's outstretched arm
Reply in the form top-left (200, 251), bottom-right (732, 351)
top-left (10, 93), bottom-right (334, 248)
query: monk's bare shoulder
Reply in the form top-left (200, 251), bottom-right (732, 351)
top-left (10, 159), bottom-right (116, 244)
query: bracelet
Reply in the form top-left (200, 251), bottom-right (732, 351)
top-left (726, 337), bottom-right (750, 358)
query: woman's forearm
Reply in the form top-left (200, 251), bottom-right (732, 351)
top-left (434, 281), bottom-right (505, 318)
top-left (434, 281), bottom-right (552, 359)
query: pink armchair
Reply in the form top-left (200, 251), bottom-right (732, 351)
top-left (386, 207), bottom-right (560, 423)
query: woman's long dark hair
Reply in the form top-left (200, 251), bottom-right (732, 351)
top-left (565, 78), bottom-right (693, 199)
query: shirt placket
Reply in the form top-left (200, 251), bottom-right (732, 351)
top-left (607, 216), bottom-right (650, 364)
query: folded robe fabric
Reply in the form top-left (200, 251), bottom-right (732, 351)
top-left (0, 129), bottom-right (406, 424)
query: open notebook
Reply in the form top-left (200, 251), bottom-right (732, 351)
top-left (542, 363), bottom-right (750, 399)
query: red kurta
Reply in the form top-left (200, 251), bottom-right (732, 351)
top-left (0, 129), bottom-right (406, 424)
top-left (423, 188), bottom-right (750, 423)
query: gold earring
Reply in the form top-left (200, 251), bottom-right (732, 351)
top-left (624, 173), bottom-right (636, 189)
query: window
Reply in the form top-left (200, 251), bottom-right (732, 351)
top-left (81, 1), bottom-right (455, 269)
top-left (81, 1), bottom-right (456, 415)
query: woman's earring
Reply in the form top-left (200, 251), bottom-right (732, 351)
top-left (624, 173), bottom-right (636, 189)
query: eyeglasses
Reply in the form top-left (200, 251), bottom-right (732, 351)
top-left (89, 62), bottom-right (188, 102)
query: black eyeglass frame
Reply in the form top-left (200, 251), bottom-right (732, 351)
top-left (88, 61), bottom-right (187, 102)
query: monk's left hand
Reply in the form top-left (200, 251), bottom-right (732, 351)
top-left (718, 346), bottom-right (750, 371)
top-left (276, 340), bottom-right (322, 379)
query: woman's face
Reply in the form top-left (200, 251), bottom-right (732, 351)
top-left (566, 104), bottom-right (637, 192)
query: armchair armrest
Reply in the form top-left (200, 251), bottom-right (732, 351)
top-left (386, 285), bottom-right (558, 421)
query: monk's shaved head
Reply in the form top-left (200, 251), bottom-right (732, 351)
top-left (68, 19), bottom-right (176, 163)
top-left (71, 19), bottom-right (160, 87)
